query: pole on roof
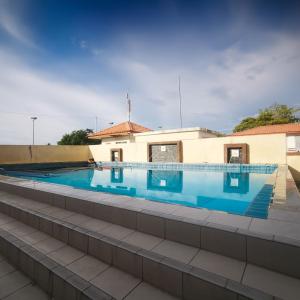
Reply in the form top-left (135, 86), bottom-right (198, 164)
top-left (127, 93), bottom-right (131, 122)
top-left (95, 116), bottom-right (98, 132)
top-left (178, 75), bottom-right (183, 128)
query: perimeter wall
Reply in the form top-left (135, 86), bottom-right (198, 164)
top-left (0, 145), bottom-right (91, 164)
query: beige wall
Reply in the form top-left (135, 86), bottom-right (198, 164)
top-left (100, 136), bottom-right (134, 144)
top-left (89, 133), bottom-right (287, 164)
top-left (90, 129), bottom-right (218, 163)
top-left (0, 145), bottom-right (91, 164)
top-left (135, 130), bottom-right (216, 143)
top-left (89, 142), bottom-right (148, 162)
top-left (183, 134), bottom-right (287, 164)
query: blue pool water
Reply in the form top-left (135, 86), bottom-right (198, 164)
top-left (11, 166), bottom-right (275, 218)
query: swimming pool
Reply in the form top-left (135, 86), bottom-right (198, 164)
top-left (7, 164), bottom-right (276, 219)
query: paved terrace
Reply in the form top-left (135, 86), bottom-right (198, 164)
top-left (0, 165), bottom-right (299, 299)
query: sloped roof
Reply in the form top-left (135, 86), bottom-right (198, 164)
top-left (231, 123), bottom-right (300, 136)
top-left (88, 121), bottom-right (151, 139)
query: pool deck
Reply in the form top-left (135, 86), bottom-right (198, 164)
top-left (0, 164), bottom-right (299, 299)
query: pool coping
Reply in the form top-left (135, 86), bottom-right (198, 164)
top-left (0, 164), bottom-right (300, 278)
top-left (96, 161), bottom-right (278, 173)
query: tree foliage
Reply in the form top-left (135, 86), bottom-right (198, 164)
top-left (233, 104), bottom-right (300, 132)
top-left (57, 129), bottom-right (99, 145)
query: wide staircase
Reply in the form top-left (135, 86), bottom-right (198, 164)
top-left (0, 179), bottom-right (299, 299)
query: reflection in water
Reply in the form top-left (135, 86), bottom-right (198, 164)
top-left (93, 167), bottom-right (136, 196)
top-left (96, 185), bottom-right (136, 196)
top-left (223, 172), bottom-right (249, 194)
top-left (147, 170), bottom-right (183, 193)
top-left (111, 168), bottom-right (124, 183)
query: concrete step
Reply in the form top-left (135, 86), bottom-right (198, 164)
top-left (0, 178), bottom-right (300, 281)
top-left (0, 217), bottom-right (179, 300)
top-left (0, 192), bottom-right (298, 299)
top-left (0, 252), bottom-right (50, 299)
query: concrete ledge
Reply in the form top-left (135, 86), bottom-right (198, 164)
top-left (246, 234), bottom-right (300, 278)
top-left (166, 217), bottom-right (201, 247)
top-left (201, 224), bottom-right (246, 261)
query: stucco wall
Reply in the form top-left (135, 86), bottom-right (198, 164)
top-left (89, 143), bottom-right (148, 162)
top-left (183, 134), bottom-right (287, 164)
top-left (135, 129), bottom-right (216, 143)
top-left (0, 145), bottom-right (91, 164)
top-left (89, 133), bottom-right (287, 165)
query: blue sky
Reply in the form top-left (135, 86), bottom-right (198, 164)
top-left (0, 0), bottom-right (300, 144)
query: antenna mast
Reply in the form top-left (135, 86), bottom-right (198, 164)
top-left (127, 93), bottom-right (131, 122)
top-left (178, 76), bottom-right (183, 128)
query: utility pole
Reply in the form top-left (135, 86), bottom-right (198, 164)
top-left (30, 117), bottom-right (37, 145)
top-left (178, 76), bottom-right (183, 128)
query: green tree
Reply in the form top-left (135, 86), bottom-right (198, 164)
top-left (233, 104), bottom-right (300, 132)
top-left (57, 129), bottom-right (99, 145)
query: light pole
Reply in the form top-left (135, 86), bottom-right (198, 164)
top-left (30, 117), bottom-right (37, 145)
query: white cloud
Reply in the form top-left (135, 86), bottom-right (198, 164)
top-left (110, 34), bottom-right (300, 131)
top-left (0, 4), bottom-right (36, 48)
top-left (0, 20), bottom-right (299, 145)
top-left (0, 50), bottom-right (126, 145)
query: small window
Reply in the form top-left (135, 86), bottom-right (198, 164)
top-left (111, 148), bottom-right (123, 162)
top-left (224, 144), bottom-right (249, 164)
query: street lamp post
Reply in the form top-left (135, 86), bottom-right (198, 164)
top-left (30, 117), bottom-right (37, 145)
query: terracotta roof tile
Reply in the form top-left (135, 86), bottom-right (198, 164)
top-left (88, 121), bottom-right (151, 139)
top-left (231, 123), bottom-right (300, 136)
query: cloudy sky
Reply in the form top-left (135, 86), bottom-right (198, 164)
top-left (0, 0), bottom-right (300, 144)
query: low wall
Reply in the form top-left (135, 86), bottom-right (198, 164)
top-left (0, 145), bottom-right (91, 165)
top-left (287, 155), bottom-right (300, 182)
